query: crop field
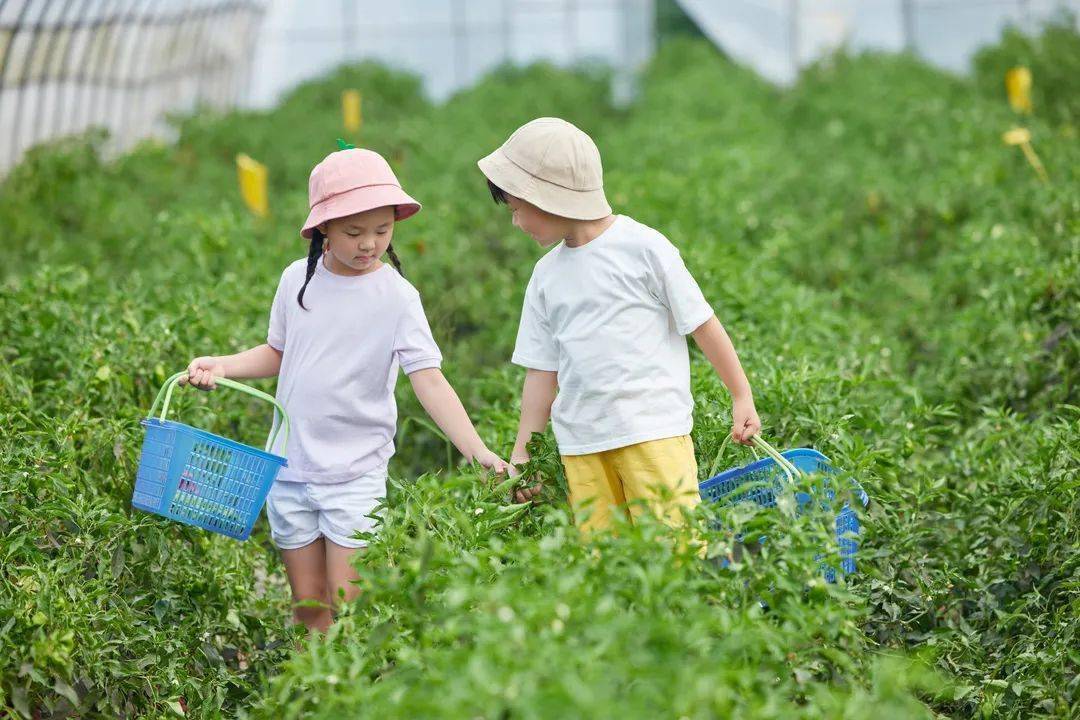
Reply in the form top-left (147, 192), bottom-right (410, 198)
top-left (1, 22), bottom-right (1077, 720)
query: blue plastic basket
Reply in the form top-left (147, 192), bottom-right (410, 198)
top-left (698, 437), bottom-right (869, 582)
top-left (132, 371), bottom-right (289, 540)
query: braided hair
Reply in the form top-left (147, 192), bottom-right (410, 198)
top-left (297, 227), bottom-right (324, 310)
top-left (386, 243), bottom-right (405, 277)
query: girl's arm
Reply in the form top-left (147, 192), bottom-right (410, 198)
top-left (407, 368), bottom-right (508, 474)
top-left (508, 368), bottom-right (558, 503)
top-left (690, 316), bottom-right (761, 444)
top-left (182, 344), bottom-right (283, 389)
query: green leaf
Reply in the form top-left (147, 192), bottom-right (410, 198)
top-left (53, 678), bottom-right (79, 706)
top-left (12, 687), bottom-right (30, 719)
top-left (111, 547), bottom-right (125, 579)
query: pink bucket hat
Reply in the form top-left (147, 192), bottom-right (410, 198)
top-left (301, 148), bottom-right (420, 239)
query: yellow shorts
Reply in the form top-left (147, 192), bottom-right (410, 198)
top-left (561, 435), bottom-right (700, 535)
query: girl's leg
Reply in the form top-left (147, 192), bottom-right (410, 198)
top-left (280, 538), bottom-right (332, 632)
top-left (324, 540), bottom-right (363, 611)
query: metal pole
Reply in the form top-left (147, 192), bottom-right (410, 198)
top-left (340, 0), bottom-right (349, 58)
top-left (127, 0), bottom-right (168, 147)
top-left (74, 0), bottom-right (125, 139)
top-left (222, 3), bottom-right (259, 108)
top-left (788, 0), bottom-right (799, 78)
top-left (50, 0), bottom-right (94, 140)
top-left (452, 0), bottom-right (466, 91)
top-left (29, 0), bottom-right (79, 160)
top-left (9, 0), bottom-right (52, 170)
top-left (189, 2), bottom-right (222, 112)
top-left (565, 0), bottom-right (575, 62)
top-left (149, 1), bottom-right (199, 140)
top-left (216, 3), bottom-right (245, 108)
top-left (501, 0), bottom-right (511, 64)
top-left (1019, 0), bottom-right (1031, 33)
top-left (231, 2), bottom-right (266, 108)
top-left (110, 0), bottom-right (154, 150)
top-left (901, 0), bottom-right (915, 53)
top-left (90, 0), bottom-right (139, 145)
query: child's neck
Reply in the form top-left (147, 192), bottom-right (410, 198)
top-left (563, 214), bottom-right (617, 248)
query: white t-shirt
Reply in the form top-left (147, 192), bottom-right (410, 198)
top-left (512, 215), bottom-right (714, 455)
top-left (266, 257), bottom-right (442, 483)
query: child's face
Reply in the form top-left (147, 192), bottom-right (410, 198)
top-left (320, 206), bottom-right (396, 274)
top-left (506, 195), bottom-right (566, 247)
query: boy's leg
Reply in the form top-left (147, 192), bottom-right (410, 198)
top-left (562, 451), bottom-right (625, 535)
top-left (609, 435), bottom-right (700, 528)
top-left (280, 539), bottom-right (332, 632)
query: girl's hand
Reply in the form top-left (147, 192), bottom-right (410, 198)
top-left (472, 448), bottom-right (510, 476)
top-left (731, 397), bottom-right (761, 445)
top-left (509, 455), bottom-right (543, 504)
top-left (181, 356), bottom-right (226, 390)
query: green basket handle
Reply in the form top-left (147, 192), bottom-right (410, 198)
top-left (706, 433), bottom-right (803, 485)
top-left (147, 371), bottom-right (289, 454)
top-left (750, 435), bottom-right (803, 484)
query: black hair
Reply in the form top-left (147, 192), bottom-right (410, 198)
top-left (487, 178), bottom-right (509, 205)
top-left (386, 243), bottom-right (405, 277)
top-left (297, 227), bottom-right (324, 309)
top-left (297, 228), bottom-right (406, 310)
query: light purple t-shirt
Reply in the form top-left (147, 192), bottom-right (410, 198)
top-left (266, 257), bottom-right (442, 483)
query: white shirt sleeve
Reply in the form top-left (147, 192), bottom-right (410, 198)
top-left (394, 294), bottom-right (443, 374)
top-left (511, 272), bottom-right (560, 371)
top-left (653, 241), bottom-right (714, 335)
top-left (267, 270), bottom-right (289, 351)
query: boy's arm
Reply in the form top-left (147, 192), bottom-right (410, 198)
top-left (690, 316), bottom-right (761, 444)
top-left (511, 369), bottom-right (558, 464)
top-left (509, 368), bottom-right (558, 502)
top-left (183, 344), bottom-right (283, 389)
top-left (408, 368), bottom-right (508, 474)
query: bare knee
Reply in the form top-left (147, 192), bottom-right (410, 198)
top-left (292, 585), bottom-right (332, 632)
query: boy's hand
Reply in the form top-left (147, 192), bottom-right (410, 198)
top-left (181, 357), bottom-right (226, 390)
top-left (473, 448), bottom-right (510, 476)
top-left (731, 397), bottom-right (761, 445)
top-left (509, 455), bottom-right (543, 503)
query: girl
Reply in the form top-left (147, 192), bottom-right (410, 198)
top-left (183, 146), bottom-right (508, 632)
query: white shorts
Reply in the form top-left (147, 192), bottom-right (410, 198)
top-left (265, 468), bottom-right (386, 550)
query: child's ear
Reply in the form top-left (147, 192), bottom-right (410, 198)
top-left (317, 221), bottom-right (328, 235)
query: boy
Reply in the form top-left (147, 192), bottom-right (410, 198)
top-left (479, 117), bottom-right (760, 533)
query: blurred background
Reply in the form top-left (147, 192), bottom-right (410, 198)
top-left (1, 3), bottom-right (1078, 718)
top-left (1, 0), bottom-right (1078, 175)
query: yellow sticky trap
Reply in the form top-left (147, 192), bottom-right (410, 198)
top-left (342, 90), bottom-right (362, 133)
top-left (236, 154), bottom-right (269, 217)
top-left (866, 190), bottom-right (882, 214)
top-left (1002, 127), bottom-right (1049, 184)
top-left (1005, 67), bottom-right (1032, 114)
top-left (1002, 127), bottom-right (1031, 146)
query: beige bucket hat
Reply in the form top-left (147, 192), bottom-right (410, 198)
top-left (478, 117), bottom-right (612, 220)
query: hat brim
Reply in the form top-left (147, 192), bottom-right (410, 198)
top-left (478, 149), bottom-right (611, 221)
top-left (301, 184), bottom-right (421, 239)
